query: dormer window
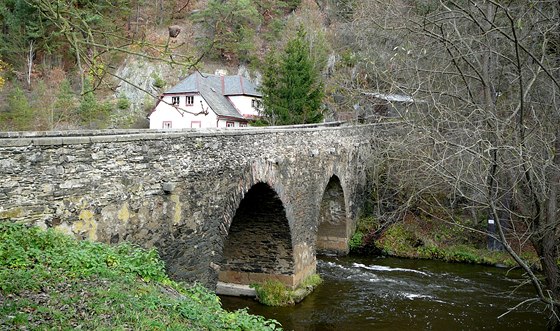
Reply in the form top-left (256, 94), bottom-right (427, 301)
top-left (186, 96), bottom-right (194, 106)
top-left (172, 96), bottom-right (180, 105)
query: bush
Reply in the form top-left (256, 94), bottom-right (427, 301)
top-left (0, 58), bottom-right (6, 90)
top-left (151, 73), bottom-right (165, 89)
top-left (377, 223), bottom-right (418, 256)
top-left (117, 96), bottom-right (130, 110)
top-left (253, 274), bottom-right (323, 306)
top-left (349, 231), bottom-right (364, 251)
top-left (1, 85), bottom-right (34, 131)
top-left (253, 280), bottom-right (294, 306)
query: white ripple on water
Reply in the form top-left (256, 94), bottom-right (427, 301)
top-left (323, 261), bottom-right (353, 271)
top-left (352, 263), bottom-right (430, 276)
top-left (401, 292), bottom-right (448, 304)
top-left (322, 261), bottom-right (450, 304)
top-left (323, 261), bottom-right (410, 284)
top-left (320, 262), bottom-right (428, 284)
top-left (323, 261), bottom-right (381, 281)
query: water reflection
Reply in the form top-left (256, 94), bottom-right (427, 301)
top-left (220, 256), bottom-right (547, 330)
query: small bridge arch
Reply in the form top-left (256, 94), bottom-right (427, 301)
top-left (219, 182), bottom-right (297, 288)
top-left (317, 175), bottom-right (350, 255)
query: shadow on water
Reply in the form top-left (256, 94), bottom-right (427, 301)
top-left (220, 256), bottom-right (547, 331)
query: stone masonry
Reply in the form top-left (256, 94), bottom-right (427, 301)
top-left (0, 122), bottom-right (382, 289)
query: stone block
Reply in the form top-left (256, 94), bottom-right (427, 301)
top-left (162, 182), bottom-right (176, 193)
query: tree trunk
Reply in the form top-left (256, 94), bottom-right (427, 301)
top-left (26, 40), bottom-right (35, 88)
top-left (542, 127), bottom-right (560, 330)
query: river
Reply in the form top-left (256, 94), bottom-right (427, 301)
top-left (220, 256), bottom-right (547, 330)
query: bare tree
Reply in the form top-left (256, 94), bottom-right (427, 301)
top-left (23, 0), bottom-right (203, 95)
top-left (346, 0), bottom-right (559, 328)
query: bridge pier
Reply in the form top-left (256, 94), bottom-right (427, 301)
top-left (218, 182), bottom-right (316, 293)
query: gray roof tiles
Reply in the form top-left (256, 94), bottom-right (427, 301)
top-left (166, 73), bottom-right (199, 94)
top-left (223, 75), bottom-right (261, 96)
top-left (164, 72), bottom-right (261, 119)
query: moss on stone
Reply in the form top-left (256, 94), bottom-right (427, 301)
top-left (253, 274), bottom-right (323, 306)
top-left (117, 203), bottom-right (130, 223)
top-left (75, 210), bottom-right (98, 241)
top-left (0, 207), bottom-right (23, 220)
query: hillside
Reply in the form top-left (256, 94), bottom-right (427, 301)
top-left (0, 0), bottom-right (412, 131)
top-left (0, 222), bottom-right (281, 330)
top-left (0, 0), bottom-right (357, 131)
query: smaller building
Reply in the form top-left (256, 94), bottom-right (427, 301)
top-left (149, 72), bottom-right (263, 129)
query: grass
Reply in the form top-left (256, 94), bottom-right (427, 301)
top-left (351, 215), bottom-right (540, 269)
top-left (252, 274), bottom-right (323, 307)
top-left (0, 222), bottom-right (282, 330)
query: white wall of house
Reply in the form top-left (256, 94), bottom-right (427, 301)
top-left (149, 94), bottom-right (218, 129)
top-left (217, 119), bottom-right (247, 128)
top-left (228, 95), bottom-right (261, 118)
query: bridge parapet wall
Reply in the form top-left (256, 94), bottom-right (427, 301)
top-left (0, 123), bottom-right (382, 286)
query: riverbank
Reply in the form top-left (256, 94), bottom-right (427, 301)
top-left (0, 222), bottom-right (281, 330)
top-left (350, 214), bottom-right (539, 269)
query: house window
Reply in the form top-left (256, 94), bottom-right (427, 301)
top-left (171, 96), bottom-right (180, 105)
top-left (163, 121), bottom-right (172, 129)
top-left (186, 95), bottom-right (194, 106)
top-left (226, 121), bottom-right (235, 127)
top-left (252, 99), bottom-right (263, 109)
top-left (240, 123), bottom-right (248, 127)
top-left (191, 121), bottom-right (201, 128)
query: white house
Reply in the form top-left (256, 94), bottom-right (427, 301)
top-left (149, 72), bottom-right (263, 129)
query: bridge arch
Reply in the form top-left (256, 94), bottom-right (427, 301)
top-left (317, 175), bottom-right (350, 255)
top-left (218, 182), bottom-right (296, 287)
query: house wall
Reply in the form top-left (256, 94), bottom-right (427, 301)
top-left (149, 94), bottom-right (218, 129)
top-left (217, 119), bottom-right (246, 128)
top-left (228, 95), bottom-right (261, 118)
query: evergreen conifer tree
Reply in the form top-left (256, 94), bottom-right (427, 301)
top-left (261, 26), bottom-right (324, 125)
top-left (1, 85), bottom-right (33, 130)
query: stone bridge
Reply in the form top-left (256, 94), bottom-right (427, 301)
top-left (0, 123), bottom-right (382, 290)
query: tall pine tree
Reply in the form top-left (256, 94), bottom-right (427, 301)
top-left (261, 26), bottom-right (324, 125)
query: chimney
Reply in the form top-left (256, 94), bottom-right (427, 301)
top-left (215, 69), bottom-right (228, 76)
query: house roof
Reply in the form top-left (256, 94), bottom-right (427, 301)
top-left (166, 73), bottom-right (199, 94)
top-left (222, 75), bottom-right (261, 96)
top-left (164, 72), bottom-right (261, 119)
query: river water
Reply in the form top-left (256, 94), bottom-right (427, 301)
top-left (220, 256), bottom-right (547, 330)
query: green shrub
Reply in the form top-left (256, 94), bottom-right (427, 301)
top-left (349, 231), bottom-right (364, 251)
top-left (340, 49), bottom-right (358, 67)
top-left (301, 274), bottom-right (323, 288)
top-left (117, 96), bottom-right (130, 110)
top-left (253, 274), bottom-right (323, 306)
top-left (417, 244), bottom-right (445, 259)
top-left (151, 73), bottom-right (165, 89)
top-left (253, 280), bottom-right (294, 306)
top-left (444, 245), bottom-right (481, 264)
top-left (263, 18), bottom-right (285, 41)
top-left (377, 223), bottom-right (418, 256)
top-left (356, 216), bottom-right (379, 233)
top-left (250, 118), bottom-right (270, 126)
top-left (1, 85), bottom-right (34, 130)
